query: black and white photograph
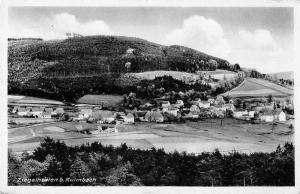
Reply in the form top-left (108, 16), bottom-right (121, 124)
top-left (0, 0), bottom-right (299, 193)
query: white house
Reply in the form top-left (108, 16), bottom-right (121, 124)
top-left (190, 105), bottom-right (200, 114)
top-left (275, 110), bottom-right (286, 122)
top-left (17, 108), bottom-right (27, 116)
top-left (260, 111), bottom-right (274, 122)
top-left (198, 101), bottom-right (210, 109)
top-left (175, 100), bottom-right (184, 108)
top-left (11, 106), bottom-right (18, 114)
top-left (233, 110), bottom-right (248, 118)
top-left (249, 111), bottom-right (255, 118)
top-left (161, 101), bottom-right (171, 108)
top-left (41, 112), bottom-right (52, 119)
top-left (80, 108), bottom-right (93, 118)
top-left (31, 107), bottom-right (44, 117)
top-left (164, 106), bottom-right (179, 117)
top-left (123, 113), bottom-right (135, 124)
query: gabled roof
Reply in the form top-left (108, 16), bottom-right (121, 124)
top-left (45, 107), bottom-right (53, 112)
top-left (32, 107), bottom-right (44, 112)
top-left (17, 108), bottom-right (27, 112)
top-left (125, 113), bottom-right (134, 118)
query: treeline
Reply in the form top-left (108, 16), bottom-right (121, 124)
top-left (8, 137), bottom-right (294, 186)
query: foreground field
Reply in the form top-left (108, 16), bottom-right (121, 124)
top-left (8, 118), bottom-right (293, 154)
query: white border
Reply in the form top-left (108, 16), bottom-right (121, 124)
top-left (0, 0), bottom-right (299, 194)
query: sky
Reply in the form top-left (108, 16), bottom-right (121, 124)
top-left (8, 7), bottom-right (294, 73)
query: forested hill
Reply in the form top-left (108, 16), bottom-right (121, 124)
top-left (8, 35), bottom-right (235, 101)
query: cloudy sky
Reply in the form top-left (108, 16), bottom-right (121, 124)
top-left (8, 7), bottom-right (294, 73)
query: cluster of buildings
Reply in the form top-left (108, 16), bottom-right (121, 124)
top-left (9, 96), bottom-right (291, 127)
top-left (10, 106), bottom-right (64, 119)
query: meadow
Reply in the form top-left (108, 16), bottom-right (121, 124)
top-left (8, 119), bottom-right (293, 154)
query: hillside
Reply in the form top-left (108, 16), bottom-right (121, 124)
top-left (221, 78), bottom-right (294, 98)
top-left (8, 35), bottom-right (232, 101)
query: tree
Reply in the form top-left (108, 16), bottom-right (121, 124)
top-left (216, 95), bottom-right (225, 105)
top-left (8, 150), bottom-right (25, 185)
top-left (267, 94), bottom-right (273, 103)
top-left (69, 156), bottom-right (92, 180)
top-left (106, 161), bottom-right (142, 186)
top-left (234, 63), bottom-right (240, 71)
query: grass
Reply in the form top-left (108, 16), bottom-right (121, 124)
top-left (128, 71), bottom-right (199, 81)
top-left (222, 78), bottom-right (293, 98)
top-left (8, 119), bottom-right (293, 153)
top-left (8, 95), bottom-right (64, 105)
top-left (77, 94), bottom-right (123, 105)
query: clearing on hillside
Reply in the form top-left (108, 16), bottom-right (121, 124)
top-left (221, 78), bottom-right (293, 98)
top-left (77, 94), bottom-right (123, 106)
top-left (199, 69), bottom-right (238, 80)
top-left (127, 71), bottom-right (200, 81)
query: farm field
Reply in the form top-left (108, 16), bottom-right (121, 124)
top-left (200, 69), bottom-right (237, 80)
top-left (8, 95), bottom-right (64, 105)
top-left (8, 119), bottom-right (293, 154)
top-left (127, 71), bottom-right (200, 81)
top-left (77, 94), bottom-right (123, 105)
top-left (221, 78), bottom-right (293, 98)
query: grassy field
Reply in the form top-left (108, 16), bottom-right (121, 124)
top-left (8, 119), bottom-right (293, 154)
top-left (221, 78), bottom-right (293, 98)
top-left (8, 95), bottom-right (64, 105)
top-left (77, 94), bottom-right (123, 105)
top-left (200, 69), bottom-right (237, 80)
top-left (127, 71), bottom-right (200, 81)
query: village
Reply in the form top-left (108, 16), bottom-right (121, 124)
top-left (8, 93), bottom-right (294, 136)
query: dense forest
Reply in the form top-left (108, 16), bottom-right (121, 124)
top-left (9, 137), bottom-right (294, 186)
top-left (8, 36), bottom-right (242, 102)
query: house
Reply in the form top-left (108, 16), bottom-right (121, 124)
top-left (80, 108), bottom-right (93, 118)
top-left (167, 106), bottom-right (179, 117)
top-left (162, 105), bottom-right (179, 117)
top-left (98, 110), bottom-right (115, 123)
top-left (17, 108), bottom-right (27, 116)
top-left (144, 111), bottom-right (164, 123)
top-left (260, 110), bottom-right (274, 122)
top-left (233, 109), bottom-right (248, 118)
top-left (175, 100), bottom-right (184, 108)
top-left (41, 112), bottom-right (52, 119)
top-left (191, 99), bottom-right (202, 106)
top-left (11, 106), bottom-right (18, 114)
top-left (249, 111), bottom-right (255, 118)
top-left (25, 107), bottom-right (32, 112)
top-left (190, 105), bottom-right (200, 115)
top-left (161, 101), bottom-right (171, 108)
top-left (55, 107), bottom-right (64, 115)
top-left (223, 103), bottom-right (235, 111)
top-left (122, 113), bottom-right (135, 124)
top-left (198, 101), bottom-right (210, 109)
top-left (207, 98), bottom-right (215, 105)
top-left (183, 112), bottom-right (199, 119)
top-left (31, 107), bottom-right (44, 117)
top-left (145, 102), bottom-right (153, 107)
top-left (274, 109), bottom-right (286, 122)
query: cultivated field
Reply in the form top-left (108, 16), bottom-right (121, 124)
top-left (8, 95), bottom-right (64, 105)
top-left (77, 94), bottom-right (123, 105)
top-left (8, 119), bottom-right (293, 154)
top-left (221, 78), bottom-right (294, 98)
top-left (127, 71), bottom-right (200, 81)
top-left (200, 69), bottom-right (237, 80)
